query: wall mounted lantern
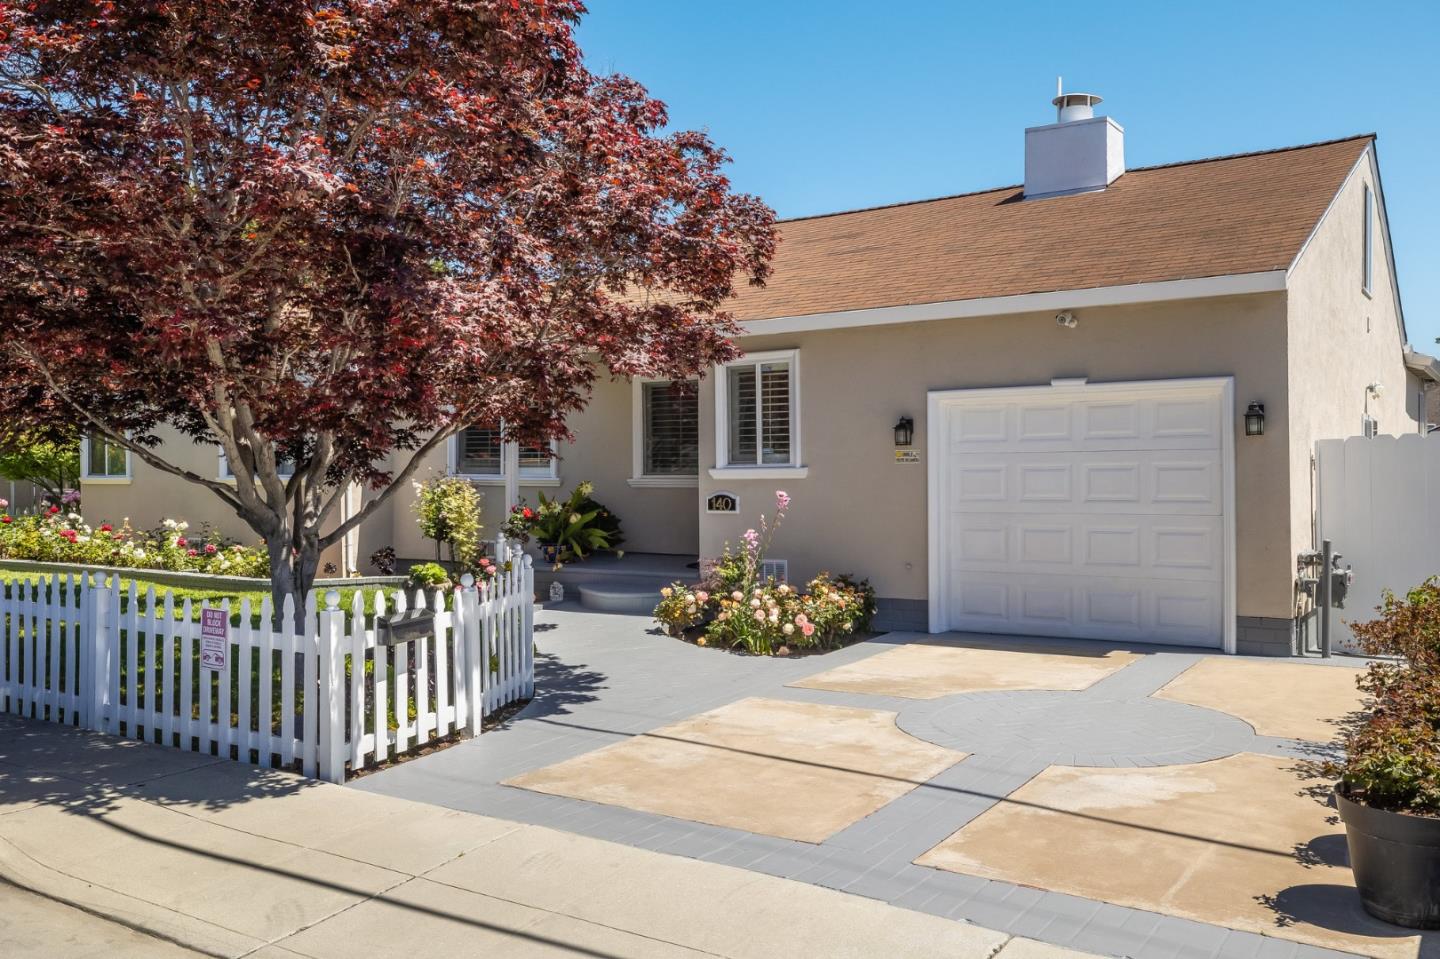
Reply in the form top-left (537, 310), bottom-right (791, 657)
top-left (893, 416), bottom-right (915, 447)
top-left (1244, 402), bottom-right (1266, 437)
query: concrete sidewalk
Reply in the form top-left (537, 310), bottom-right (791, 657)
top-left (0, 714), bottom-right (1095, 959)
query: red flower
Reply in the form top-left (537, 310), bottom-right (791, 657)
top-left (186, 548), bottom-right (198, 557)
top-left (98, 523), bottom-right (113, 532)
top-left (48, 505), bottom-right (60, 514)
top-left (204, 543), bottom-right (217, 554)
top-left (1, 515), bottom-right (10, 524)
top-left (175, 536), bottom-right (187, 547)
top-left (522, 507), bottom-right (534, 519)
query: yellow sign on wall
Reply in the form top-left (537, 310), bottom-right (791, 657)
top-left (895, 450), bottom-right (920, 464)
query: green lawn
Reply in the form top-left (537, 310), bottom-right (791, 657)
top-left (0, 567), bottom-right (441, 626)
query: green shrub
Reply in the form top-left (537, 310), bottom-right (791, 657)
top-left (408, 562), bottom-right (451, 589)
top-left (413, 476), bottom-right (484, 567)
top-left (502, 482), bottom-right (624, 562)
top-left (1337, 577), bottom-right (1440, 814)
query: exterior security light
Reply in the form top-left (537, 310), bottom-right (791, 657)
top-left (1244, 402), bottom-right (1265, 436)
top-left (893, 416), bottom-right (915, 447)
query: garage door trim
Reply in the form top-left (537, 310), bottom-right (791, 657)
top-left (926, 377), bottom-right (1236, 652)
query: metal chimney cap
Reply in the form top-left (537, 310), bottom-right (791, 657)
top-left (1051, 92), bottom-right (1103, 109)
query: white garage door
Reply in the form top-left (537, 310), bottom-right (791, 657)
top-left (928, 379), bottom-right (1233, 649)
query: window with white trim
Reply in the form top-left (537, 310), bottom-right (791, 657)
top-left (718, 351), bottom-right (799, 468)
top-left (218, 448), bottom-right (295, 480)
top-left (81, 435), bottom-right (130, 480)
top-left (1362, 182), bottom-right (1374, 296)
top-left (450, 426), bottom-right (556, 480)
top-left (640, 380), bottom-right (698, 477)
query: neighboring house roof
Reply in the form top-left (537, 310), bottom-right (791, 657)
top-left (723, 134), bottom-right (1373, 323)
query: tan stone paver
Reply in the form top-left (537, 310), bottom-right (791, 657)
top-left (788, 641), bottom-right (1139, 699)
top-left (504, 697), bottom-right (964, 842)
top-left (1153, 657), bottom-right (1366, 742)
top-left (916, 753), bottom-right (1420, 959)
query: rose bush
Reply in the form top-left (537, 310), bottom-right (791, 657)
top-left (652, 491), bottom-right (876, 655)
top-left (0, 511), bottom-right (269, 577)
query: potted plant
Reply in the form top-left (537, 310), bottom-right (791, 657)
top-left (1332, 577), bottom-right (1440, 928)
top-left (502, 482), bottom-right (626, 567)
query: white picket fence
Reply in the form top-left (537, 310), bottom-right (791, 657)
top-left (0, 551), bottom-right (535, 783)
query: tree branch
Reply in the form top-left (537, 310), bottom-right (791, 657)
top-left (317, 424), bottom-right (460, 550)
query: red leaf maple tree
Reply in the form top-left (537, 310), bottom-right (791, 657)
top-left (0, 1), bottom-right (775, 604)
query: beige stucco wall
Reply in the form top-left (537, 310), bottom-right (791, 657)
top-left (698, 293), bottom-right (1297, 619)
top-left (389, 373), bottom-right (698, 564)
top-left (79, 427), bottom-right (350, 571)
top-left (78, 373), bottom-right (703, 577)
top-left (1285, 146), bottom-right (1417, 568)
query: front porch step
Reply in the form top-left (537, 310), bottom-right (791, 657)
top-left (576, 582), bottom-right (667, 616)
top-left (530, 552), bottom-right (699, 617)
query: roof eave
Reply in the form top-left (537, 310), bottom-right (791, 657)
top-left (738, 270), bottom-right (1288, 337)
top-left (1404, 348), bottom-right (1440, 384)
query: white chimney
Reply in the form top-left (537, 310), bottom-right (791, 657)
top-left (1024, 88), bottom-right (1125, 199)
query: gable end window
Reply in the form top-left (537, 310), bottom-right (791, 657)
top-left (450, 426), bottom-right (557, 481)
top-left (1362, 183), bottom-right (1374, 297)
top-left (712, 350), bottom-right (804, 477)
top-left (81, 435), bottom-right (130, 481)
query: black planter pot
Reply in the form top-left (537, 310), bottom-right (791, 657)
top-left (1336, 783), bottom-right (1440, 928)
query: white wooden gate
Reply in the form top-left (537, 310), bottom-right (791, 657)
top-left (0, 551), bottom-right (535, 783)
top-left (1316, 434), bottom-right (1440, 649)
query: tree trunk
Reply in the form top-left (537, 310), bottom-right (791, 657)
top-left (267, 532), bottom-right (321, 631)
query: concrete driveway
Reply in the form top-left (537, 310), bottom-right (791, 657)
top-left (355, 605), bottom-right (1436, 959)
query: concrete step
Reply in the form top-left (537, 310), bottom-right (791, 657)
top-left (576, 582), bottom-right (666, 616)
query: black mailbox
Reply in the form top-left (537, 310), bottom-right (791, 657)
top-left (377, 610), bottom-right (435, 646)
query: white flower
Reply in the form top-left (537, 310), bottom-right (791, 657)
top-left (749, 598), bottom-right (761, 609)
top-left (782, 623), bottom-right (795, 636)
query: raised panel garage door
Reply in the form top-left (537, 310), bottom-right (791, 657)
top-left (928, 380), bottom-right (1233, 648)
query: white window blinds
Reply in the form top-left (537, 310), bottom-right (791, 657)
top-left (643, 381), bottom-right (698, 476)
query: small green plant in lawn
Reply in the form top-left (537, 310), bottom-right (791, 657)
top-left (408, 562), bottom-right (451, 590)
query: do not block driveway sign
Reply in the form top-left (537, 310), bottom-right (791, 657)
top-left (200, 607), bottom-right (228, 671)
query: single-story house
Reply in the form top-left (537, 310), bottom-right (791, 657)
top-left (81, 93), bottom-right (1439, 655)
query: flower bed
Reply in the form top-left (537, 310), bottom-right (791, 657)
top-left (0, 503), bottom-right (270, 577)
top-left (653, 491), bottom-right (877, 655)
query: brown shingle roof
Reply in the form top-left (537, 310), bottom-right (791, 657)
top-left (726, 134), bottom-right (1372, 322)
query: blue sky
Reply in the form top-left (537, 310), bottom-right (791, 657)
top-left (578, 0), bottom-right (1440, 351)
